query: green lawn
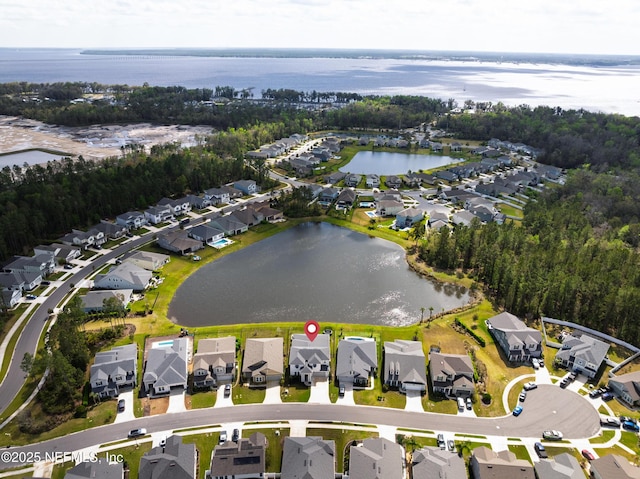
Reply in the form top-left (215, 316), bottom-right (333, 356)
top-left (281, 383), bottom-right (311, 403)
top-left (306, 426), bottom-right (378, 473)
top-left (51, 442), bottom-right (152, 479)
top-left (508, 444), bottom-right (532, 462)
top-left (189, 391), bottom-right (217, 409)
top-left (182, 432), bottom-right (217, 478)
top-left (233, 386), bottom-right (266, 404)
top-left (241, 427), bottom-right (289, 473)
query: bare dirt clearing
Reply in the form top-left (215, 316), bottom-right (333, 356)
top-left (0, 116), bottom-right (213, 160)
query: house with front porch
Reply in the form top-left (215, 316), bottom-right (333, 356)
top-left (3, 254), bottom-right (55, 278)
top-left (555, 333), bottom-right (609, 379)
top-left (383, 340), bottom-right (427, 394)
top-left (93, 221), bottom-right (127, 240)
top-left (115, 210), bottom-right (147, 230)
top-left (289, 334), bottom-right (331, 386)
top-left (90, 344), bottom-right (137, 398)
top-left (157, 197), bottom-right (191, 217)
top-left (192, 337), bottom-right (236, 389)
top-left (428, 350), bottom-right (475, 398)
top-left (59, 228), bottom-right (106, 249)
top-left (203, 187), bottom-right (230, 206)
top-left (336, 337), bottom-right (377, 388)
top-left (144, 205), bottom-right (173, 225)
top-left (385, 175), bottom-right (403, 189)
top-left (486, 312), bottom-right (542, 363)
top-left (33, 243), bottom-right (81, 264)
top-left (344, 174), bottom-right (362, 188)
top-left (366, 174), bottom-right (380, 188)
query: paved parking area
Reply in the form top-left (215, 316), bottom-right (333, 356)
top-left (335, 383), bottom-right (355, 406)
top-left (263, 381), bottom-right (282, 404)
top-left (404, 390), bottom-right (424, 412)
top-left (309, 378), bottom-right (330, 404)
top-left (214, 385), bottom-right (234, 408)
top-left (166, 388), bottom-right (186, 413)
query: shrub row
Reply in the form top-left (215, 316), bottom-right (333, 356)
top-left (454, 318), bottom-right (486, 347)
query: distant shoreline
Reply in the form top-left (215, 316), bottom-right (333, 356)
top-left (78, 48), bottom-right (640, 66)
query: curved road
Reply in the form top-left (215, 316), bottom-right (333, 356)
top-left (0, 385), bottom-right (600, 468)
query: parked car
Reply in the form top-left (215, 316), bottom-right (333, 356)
top-left (466, 397), bottom-right (472, 410)
top-left (601, 392), bottom-right (615, 401)
top-left (600, 417), bottom-right (620, 427)
top-left (534, 442), bottom-right (548, 458)
top-left (523, 382), bottom-right (537, 391)
top-left (232, 428), bottom-right (240, 442)
top-left (589, 389), bottom-right (602, 399)
top-left (63, 263), bottom-right (74, 269)
top-left (512, 406), bottom-right (523, 416)
top-left (519, 391), bottom-right (527, 402)
top-left (25, 294), bottom-right (37, 300)
top-left (582, 449), bottom-right (596, 461)
top-left (532, 358), bottom-right (540, 370)
top-left (559, 378), bottom-right (570, 388)
top-left (542, 430), bottom-right (563, 441)
top-left (128, 428), bottom-right (147, 438)
top-left (117, 399), bottom-right (125, 412)
top-left (219, 430), bottom-right (228, 444)
top-left (339, 385), bottom-right (345, 397)
top-left (622, 421), bottom-right (640, 432)
top-left (457, 397), bottom-right (465, 411)
top-left (224, 384), bottom-right (231, 398)
top-left (437, 434), bottom-right (445, 449)
top-left (447, 440), bottom-right (455, 452)
top-left (568, 372), bottom-right (577, 381)
top-left (41, 280), bottom-right (51, 286)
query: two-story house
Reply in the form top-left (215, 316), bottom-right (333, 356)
top-left (336, 337), bottom-right (377, 388)
top-left (90, 344), bottom-right (137, 398)
top-left (554, 333), bottom-right (609, 379)
top-left (289, 334), bottom-right (331, 386)
top-left (429, 350), bottom-right (475, 398)
top-left (486, 312), bottom-right (542, 363)
top-left (383, 340), bottom-right (427, 394)
top-left (193, 337), bottom-right (236, 389)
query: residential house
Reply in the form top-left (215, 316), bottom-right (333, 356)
top-left (324, 171), bottom-right (346, 185)
top-left (1, 289), bottom-right (21, 309)
top-left (385, 175), bottom-right (403, 189)
top-left (348, 438), bottom-right (403, 479)
top-left (222, 185), bottom-right (243, 199)
top-left (80, 289), bottom-right (133, 313)
top-left (535, 453), bottom-right (583, 479)
top-left (209, 216), bottom-right (248, 236)
top-left (554, 333), bottom-right (609, 379)
top-left (451, 210), bottom-right (477, 227)
top-left (115, 210), bottom-right (147, 230)
top-left (0, 270), bottom-right (39, 292)
top-left (536, 164), bottom-right (563, 181)
top-left (289, 334), bottom-right (331, 386)
top-left (204, 187), bottom-right (231, 206)
top-left (470, 447), bottom-right (535, 479)
top-left (93, 221), bottom-right (127, 240)
top-left (230, 207), bottom-right (264, 227)
top-left (188, 224), bottom-right (226, 245)
top-left (336, 188), bottom-right (356, 208)
top-left (358, 136), bottom-right (370, 146)
top-left (206, 432), bottom-right (266, 479)
top-left (344, 174), bottom-right (362, 188)
top-left (427, 210), bottom-right (450, 228)
top-left (589, 454), bottom-right (640, 479)
top-left (122, 251), bottom-right (170, 271)
top-left (374, 189), bottom-right (402, 202)
top-left (33, 243), bottom-right (81, 264)
top-left (403, 173), bottom-right (422, 188)
top-left (440, 188), bottom-right (477, 205)
top-left (435, 170), bottom-right (459, 183)
top-left (242, 337), bottom-right (283, 385)
top-left (395, 208), bottom-right (424, 229)
top-left (157, 197), bottom-right (191, 217)
top-left (144, 205), bottom-right (174, 225)
top-left (193, 337), bottom-right (236, 389)
top-left (64, 459), bottom-right (123, 479)
top-left (253, 204), bottom-right (283, 222)
top-left (608, 371), bottom-right (640, 408)
top-left (311, 148), bottom-right (332, 162)
top-left (234, 180), bottom-right (258, 195)
top-left (93, 263), bottom-right (152, 292)
top-left (411, 446), bottom-right (467, 479)
top-left (450, 141), bottom-right (462, 152)
top-left (59, 228), bottom-right (106, 249)
top-left (139, 435), bottom-right (197, 479)
top-left (366, 174), bottom-right (380, 188)
top-left (336, 337), bottom-right (377, 388)
top-left (143, 337), bottom-right (189, 397)
top-left (281, 437), bottom-right (335, 479)
top-left (90, 344), bottom-right (137, 398)
top-left (376, 200), bottom-right (404, 217)
top-left (383, 340), bottom-right (427, 394)
top-left (157, 230), bottom-right (204, 255)
top-left (318, 187), bottom-right (340, 204)
top-left (185, 194), bottom-right (211, 210)
top-left (431, 142), bottom-right (443, 152)
top-left (429, 351), bottom-right (475, 398)
top-left (486, 312), bottom-right (542, 363)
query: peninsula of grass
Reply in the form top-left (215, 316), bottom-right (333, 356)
top-left (0, 304), bottom-right (31, 383)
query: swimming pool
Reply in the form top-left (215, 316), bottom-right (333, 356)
top-left (211, 238), bottom-right (234, 249)
top-left (365, 211), bottom-right (378, 218)
top-left (152, 339), bottom-right (174, 349)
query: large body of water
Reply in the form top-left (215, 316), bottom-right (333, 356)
top-left (0, 150), bottom-right (67, 168)
top-left (1, 49), bottom-right (639, 116)
top-left (340, 151), bottom-right (462, 175)
top-left (168, 222), bottom-right (470, 327)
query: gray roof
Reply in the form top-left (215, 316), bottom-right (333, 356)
top-left (121, 250), bottom-right (169, 270)
top-left (290, 334), bottom-right (331, 367)
top-left (93, 262), bottom-right (153, 291)
top-left (555, 334), bottom-right (609, 367)
top-left (64, 459), bottom-right (123, 479)
top-left (242, 337), bottom-right (283, 379)
top-left (589, 454), bottom-right (640, 479)
top-left (384, 340), bottom-right (427, 387)
top-left (487, 312), bottom-right (542, 349)
top-left (194, 337), bottom-right (236, 373)
top-left (282, 437), bottom-right (335, 479)
top-left (188, 224), bottom-right (225, 242)
top-left (609, 370), bottom-right (640, 404)
top-left (534, 453), bottom-right (583, 479)
top-left (349, 438), bottom-right (403, 479)
top-left (336, 338), bottom-right (377, 383)
top-left (471, 447), bottom-right (535, 479)
top-left (143, 338), bottom-right (188, 391)
top-left (210, 432), bottom-right (266, 477)
top-left (80, 289), bottom-right (132, 311)
top-left (412, 446), bottom-right (467, 479)
top-left (90, 344), bottom-right (137, 384)
top-left (139, 435), bottom-right (196, 479)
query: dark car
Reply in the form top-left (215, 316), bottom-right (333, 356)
top-left (224, 384), bottom-right (231, 397)
top-left (63, 264), bottom-right (74, 269)
top-left (232, 428), bottom-right (240, 442)
top-left (534, 442), bottom-right (548, 458)
top-left (601, 392), bottom-right (615, 401)
top-left (117, 399), bottom-right (125, 412)
top-left (559, 378), bottom-right (570, 388)
top-left (519, 391), bottom-right (527, 402)
top-left (128, 428), bottom-right (146, 438)
top-left (339, 385), bottom-right (345, 397)
top-left (622, 420), bottom-right (640, 432)
top-left (589, 389), bottom-right (602, 399)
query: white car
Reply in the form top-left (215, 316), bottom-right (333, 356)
top-left (523, 382), bottom-right (538, 391)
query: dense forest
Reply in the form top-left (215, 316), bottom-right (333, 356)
top-left (2, 82), bottom-right (640, 343)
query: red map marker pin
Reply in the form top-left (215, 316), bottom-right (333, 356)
top-left (304, 320), bottom-right (320, 342)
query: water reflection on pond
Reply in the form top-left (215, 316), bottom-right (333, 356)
top-left (168, 222), bottom-right (470, 327)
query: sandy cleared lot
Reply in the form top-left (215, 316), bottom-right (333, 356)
top-left (0, 115), bottom-right (214, 160)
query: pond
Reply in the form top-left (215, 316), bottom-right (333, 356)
top-left (339, 150), bottom-right (462, 176)
top-left (0, 150), bottom-right (68, 168)
top-left (168, 222), bottom-right (470, 327)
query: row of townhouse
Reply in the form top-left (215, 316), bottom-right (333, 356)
top-left (245, 133), bottom-right (309, 159)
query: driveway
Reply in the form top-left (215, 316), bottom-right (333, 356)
top-left (214, 385), bottom-right (234, 408)
top-left (308, 378), bottom-right (330, 404)
top-left (113, 390), bottom-right (135, 423)
top-left (335, 383), bottom-right (355, 406)
top-left (404, 390), bottom-right (424, 412)
top-left (263, 381), bottom-right (282, 405)
top-left (166, 388), bottom-right (186, 413)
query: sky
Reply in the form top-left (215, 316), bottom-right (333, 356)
top-left (1, 0), bottom-right (639, 55)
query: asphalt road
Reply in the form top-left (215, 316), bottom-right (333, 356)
top-left (0, 385), bottom-right (600, 468)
